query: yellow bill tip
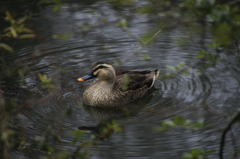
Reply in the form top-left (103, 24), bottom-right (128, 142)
top-left (78, 78), bottom-right (84, 81)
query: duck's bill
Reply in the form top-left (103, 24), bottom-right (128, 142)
top-left (78, 73), bottom-right (95, 81)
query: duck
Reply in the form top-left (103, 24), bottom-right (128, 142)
top-left (78, 62), bottom-right (160, 107)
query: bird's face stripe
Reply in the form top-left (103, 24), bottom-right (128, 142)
top-left (92, 65), bottom-right (108, 73)
top-left (92, 64), bottom-right (111, 75)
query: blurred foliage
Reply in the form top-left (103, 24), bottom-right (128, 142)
top-left (0, 43), bottom-right (14, 53)
top-left (37, 73), bottom-right (54, 91)
top-left (112, 0), bottom-right (240, 77)
top-left (40, 0), bottom-right (65, 12)
top-left (153, 115), bottom-right (205, 132)
top-left (0, 11), bottom-right (35, 85)
top-left (136, 0), bottom-right (240, 77)
top-left (91, 120), bottom-right (122, 140)
top-left (160, 62), bottom-right (191, 80)
top-left (70, 129), bottom-right (95, 158)
top-left (182, 148), bottom-right (215, 159)
top-left (107, 0), bottom-right (135, 9)
top-left (153, 115), bottom-right (214, 158)
top-left (142, 52), bottom-right (149, 61)
top-left (0, 11), bottom-right (35, 53)
top-left (52, 32), bottom-right (72, 40)
top-left (0, 9), bottom-right (97, 159)
top-left (117, 19), bottom-right (128, 28)
top-left (139, 25), bottom-right (164, 45)
top-left (4, 11), bottom-right (35, 39)
top-left (196, 49), bottom-right (224, 69)
top-left (122, 75), bottom-right (130, 91)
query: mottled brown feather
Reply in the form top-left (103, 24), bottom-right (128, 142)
top-left (115, 70), bottom-right (156, 91)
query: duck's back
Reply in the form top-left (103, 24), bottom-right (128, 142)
top-left (113, 69), bottom-right (159, 103)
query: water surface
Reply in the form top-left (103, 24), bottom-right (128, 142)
top-left (1, 1), bottom-right (240, 159)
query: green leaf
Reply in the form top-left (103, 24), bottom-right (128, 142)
top-left (113, 60), bottom-right (120, 67)
top-left (140, 30), bottom-right (156, 44)
top-left (52, 33), bottom-right (71, 40)
top-left (196, 69), bottom-right (205, 73)
top-left (142, 52), bottom-right (149, 61)
top-left (153, 125), bottom-right (166, 132)
top-left (180, 71), bottom-right (191, 75)
top-left (196, 49), bottom-right (206, 58)
top-left (10, 27), bottom-right (18, 38)
top-left (213, 39), bottom-right (220, 49)
top-left (207, 53), bottom-right (213, 62)
top-left (53, 4), bottom-right (62, 12)
top-left (5, 11), bottom-right (15, 25)
top-left (174, 116), bottom-right (185, 125)
top-left (16, 16), bottom-right (27, 25)
top-left (177, 62), bottom-right (185, 68)
top-left (21, 28), bottom-right (34, 33)
top-left (41, 84), bottom-right (54, 90)
top-left (182, 148), bottom-right (213, 159)
top-left (184, 119), bottom-right (192, 126)
top-left (118, 19), bottom-right (127, 28)
top-left (166, 65), bottom-right (176, 71)
top-left (38, 73), bottom-right (52, 84)
top-left (163, 120), bottom-right (176, 127)
top-left (0, 43), bottom-right (14, 53)
top-left (5, 10), bottom-right (13, 20)
top-left (122, 75), bottom-right (130, 91)
top-left (138, 5), bottom-right (155, 14)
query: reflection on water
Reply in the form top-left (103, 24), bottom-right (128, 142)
top-left (1, 0), bottom-right (240, 159)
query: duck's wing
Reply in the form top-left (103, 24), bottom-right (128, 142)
top-left (115, 69), bottom-right (160, 92)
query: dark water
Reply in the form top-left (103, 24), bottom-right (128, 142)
top-left (1, 1), bottom-right (240, 159)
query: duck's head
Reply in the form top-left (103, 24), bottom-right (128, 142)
top-left (78, 62), bottom-right (116, 83)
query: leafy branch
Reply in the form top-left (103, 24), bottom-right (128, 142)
top-left (0, 11), bottom-right (35, 53)
top-left (153, 115), bottom-right (205, 132)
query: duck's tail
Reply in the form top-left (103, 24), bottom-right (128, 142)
top-left (149, 69), bottom-right (160, 89)
top-left (154, 69), bottom-right (160, 79)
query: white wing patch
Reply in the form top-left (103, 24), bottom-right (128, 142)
top-left (149, 74), bottom-right (155, 89)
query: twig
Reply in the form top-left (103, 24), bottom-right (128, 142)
top-left (119, 25), bottom-right (164, 65)
top-left (219, 109), bottom-right (240, 159)
top-left (204, 104), bottom-right (239, 159)
top-left (119, 45), bottom-right (144, 65)
top-left (204, 103), bottom-right (230, 121)
top-left (122, 27), bottom-right (144, 45)
top-left (143, 26), bottom-right (164, 46)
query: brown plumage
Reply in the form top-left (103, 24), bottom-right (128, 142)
top-left (78, 62), bottom-right (160, 107)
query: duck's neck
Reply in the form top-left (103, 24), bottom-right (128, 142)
top-left (97, 80), bottom-right (114, 89)
top-left (83, 80), bottom-right (114, 106)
